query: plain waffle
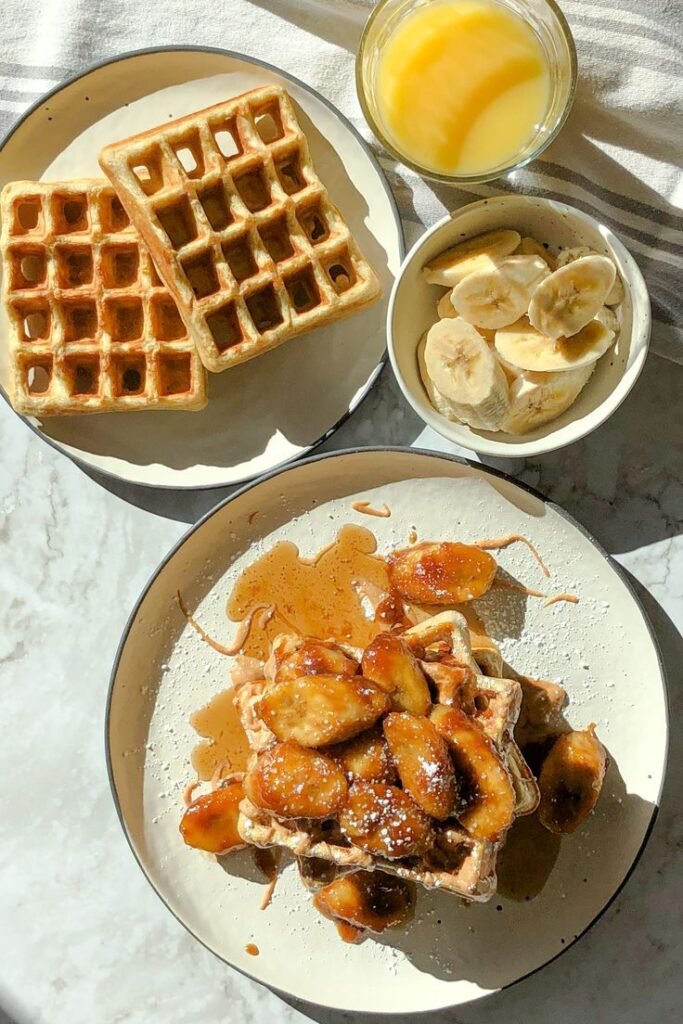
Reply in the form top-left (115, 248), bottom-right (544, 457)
top-left (1, 179), bottom-right (207, 416)
top-left (236, 613), bottom-right (536, 902)
top-left (98, 85), bottom-right (381, 373)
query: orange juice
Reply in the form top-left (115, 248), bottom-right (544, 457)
top-left (376, 0), bottom-right (551, 176)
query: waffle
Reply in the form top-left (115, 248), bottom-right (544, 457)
top-left (1, 179), bottom-right (207, 415)
top-left (98, 85), bottom-right (381, 373)
top-left (236, 614), bottom-right (536, 902)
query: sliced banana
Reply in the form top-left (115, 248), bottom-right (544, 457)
top-left (595, 305), bottom-right (619, 333)
top-left (436, 291), bottom-right (458, 318)
top-left (453, 255), bottom-right (548, 330)
top-left (495, 315), bottom-right (615, 372)
top-left (502, 364), bottom-right (595, 434)
top-left (423, 229), bottom-right (521, 287)
top-left (418, 333), bottom-right (464, 422)
top-left (422, 318), bottom-right (510, 430)
top-left (528, 255), bottom-right (616, 339)
top-left (557, 247), bottom-right (623, 309)
top-left (516, 236), bottom-right (557, 270)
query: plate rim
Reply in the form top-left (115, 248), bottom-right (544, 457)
top-left (105, 445), bottom-right (669, 1012)
top-left (0, 45), bottom-right (404, 492)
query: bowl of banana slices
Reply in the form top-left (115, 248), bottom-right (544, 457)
top-left (388, 195), bottom-right (650, 456)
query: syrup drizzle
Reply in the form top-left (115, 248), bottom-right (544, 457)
top-left (544, 593), bottom-right (580, 608)
top-left (475, 534), bottom-right (551, 578)
top-left (351, 500), bottom-right (391, 518)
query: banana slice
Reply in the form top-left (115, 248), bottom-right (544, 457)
top-left (495, 315), bottom-right (615, 372)
top-left (502, 364), bottom-right (595, 434)
top-left (516, 236), bottom-right (557, 270)
top-left (423, 229), bottom-right (521, 287)
top-left (422, 318), bottom-right (510, 429)
top-left (557, 246), bottom-right (623, 306)
top-left (528, 255), bottom-right (616, 339)
top-left (453, 255), bottom-right (549, 330)
top-left (418, 333), bottom-right (464, 422)
top-left (595, 305), bottom-right (619, 333)
top-left (437, 291), bottom-right (458, 318)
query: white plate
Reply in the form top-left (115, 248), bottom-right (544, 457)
top-left (0, 48), bottom-right (403, 489)
top-left (107, 448), bottom-right (667, 1014)
top-left (389, 196), bottom-right (651, 457)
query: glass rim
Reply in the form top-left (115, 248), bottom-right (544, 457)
top-left (355, 0), bottom-right (579, 185)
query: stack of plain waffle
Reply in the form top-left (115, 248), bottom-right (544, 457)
top-left (1, 85), bottom-right (380, 416)
top-left (236, 611), bottom-right (539, 903)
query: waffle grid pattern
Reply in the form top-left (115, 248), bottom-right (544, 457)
top-left (99, 85), bottom-right (381, 373)
top-left (1, 179), bottom-right (207, 415)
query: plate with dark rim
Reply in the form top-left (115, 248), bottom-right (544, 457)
top-left (106, 447), bottom-right (667, 1013)
top-left (0, 47), bottom-right (403, 490)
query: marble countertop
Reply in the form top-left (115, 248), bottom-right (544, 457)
top-left (0, 352), bottom-right (681, 1024)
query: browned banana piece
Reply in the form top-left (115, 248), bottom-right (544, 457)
top-left (538, 726), bottom-right (607, 834)
top-left (383, 712), bottom-right (457, 820)
top-left (361, 633), bottom-right (431, 716)
top-left (388, 542), bottom-right (497, 604)
top-left (244, 742), bottom-right (348, 819)
top-left (180, 781), bottom-right (246, 854)
top-left (339, 782), bottom-right (434, 859)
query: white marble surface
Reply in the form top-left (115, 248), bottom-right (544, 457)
top-left (0, 353), bottom-right (681, 1024)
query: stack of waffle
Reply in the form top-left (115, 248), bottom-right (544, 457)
top-left (1, 86), bottom-right (380, 416)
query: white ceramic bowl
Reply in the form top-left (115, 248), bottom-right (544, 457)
top-left (388, 195), bottom-right (651, 457)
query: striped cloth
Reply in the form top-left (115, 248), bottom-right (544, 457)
top-left (1, 0), bottom-right (681, 361)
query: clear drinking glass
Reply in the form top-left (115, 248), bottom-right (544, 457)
top-left (356, 0), bottom-right (578, 184)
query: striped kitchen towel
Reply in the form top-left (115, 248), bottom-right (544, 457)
top-left (0, 0), bottom-right (680, 360)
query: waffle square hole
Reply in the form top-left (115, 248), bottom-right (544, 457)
top-left (325, 252), bottom-right (356, 293)
top-left (246, 284), bottom-right (283, 333)
top-left (53, 193), bottom-right (89, 235)
top-left (62, 299), bottom-right (97, 342)
top-left (259, 215), bottom-right (294, 262)
top-left (172, 132), bottom-right (205, 180)
top-left (221, 236), bottom-right (258, 282)
top-left (298, 202), bottom-right (329, 245)
top-left (24, 359), bottom-right (53, 395)
top-left (100, 193), bottom-right (130, 233)
top-left (155, 196), bottom-right (197, 250)
top-left (181, 250), bottom-right (220, 299)
top-left (13, 300), bottom-right (51, 342)
top-left (158, 352), bottom-right (193, 396)
top-left (56, 245), bottom-right (94, 288)
top-left (252, 101), bottom-right (284, 144)
top-left (105, 297), bottom-right (144, 342)
top-left (275, 150), bottom-right (306, 195)
top-left (284, 267), bottom-right (321, 313)
top-left (64, 355), bottom-right (100, 397)
top-left (13, 198), bottom-right (43, 235)
top-left (211, 118), bottom-right (242, 159)
top-left (233, 164), bottom-right (272, 213)
top-left (197, 181), bottom-right (233, 231)
top-left (129, 151), bottom-right (165, 196)
top-left (206, 302), bottom-right (243, 352)
top-left (10, 247), bottom-right (47, 289)
top-left (101, 244), bottom-right (140, 288)
top-left (112, 355), bottom-right (146, 397)
top-left (150, 296), bottom-right (186, 340)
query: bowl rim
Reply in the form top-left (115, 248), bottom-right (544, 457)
top-left (356, 0), bottom-right (578, 185)
top-left (387, 195), bottom-right (652, 458)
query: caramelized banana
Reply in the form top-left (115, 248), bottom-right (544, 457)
top-left (538, 726), bottom-right (607, 834)
top-left (383, 712), bottom-right (457, 820)
top-left (361, 633), bottom-right (431, 716)
top-left (327, 729), bottom-right (397, 785)
top-left (339, 782), bottom-right (433, 859)
top-left (179, 781), bottom-right (246, 854)
top-left (431, 705), bottom-right (516, 841)
top-left (314, 870), bottom-right (415, 934)
top-left (275, 637), bottom-right (359, 682)
top-left (244, 742), bottom-right (347, 819)
top-left (388, 542), bottom-right (497, 604)
top-left (259, 674), bottom-right (390, 747)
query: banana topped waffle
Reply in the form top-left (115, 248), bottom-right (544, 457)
top-left (99, 85), bottom-right (381, 373)
top-left (235, 612), bottom-right (536, 902)
top-left (1, 179), bottom-right (207, 416)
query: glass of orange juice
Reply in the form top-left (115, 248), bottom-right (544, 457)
top-left (356, 0), bottom-right (577, 183)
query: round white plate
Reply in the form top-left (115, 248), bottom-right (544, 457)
top-left (0, 48), bottom-right (403, 489)
top-left (107, 448), bottom-right (667, 1014)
